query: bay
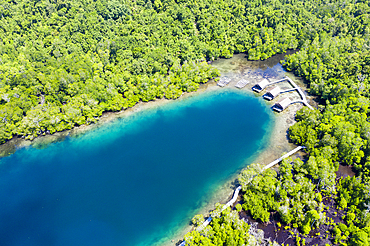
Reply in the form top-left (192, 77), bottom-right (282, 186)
top-left (0, 89), bottom-right (273, 246)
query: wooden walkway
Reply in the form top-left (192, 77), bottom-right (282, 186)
top-left (285, 78), bottom-right (313, 110)
top-left (266, 77), bottom-right (287, 85)
top-left (195, 186), bottom-right (242, 231)
top-left (178, 146), bottom-right (306, 246)
top-left (280, 88), bottom-right (298, 94)
top-left (262, 146), bottom-right (305, 170)
top-left (256, 76), bottom-right (313, 111)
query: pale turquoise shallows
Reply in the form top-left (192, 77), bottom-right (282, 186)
top-left (0, 89), bottom-right (273, 246)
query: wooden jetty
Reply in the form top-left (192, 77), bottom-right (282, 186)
top-left (178, 146), bottom-right (306, 246)
top-left (262, 146), bottom-right (305, 170)
top-left (235, 79), bottom-right (249, 89)
top-left (217, 77), bottom-right (231, 87)
top-left (194, 186), bottom-right (242, 232)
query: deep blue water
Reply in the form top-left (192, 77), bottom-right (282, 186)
top-left (0, 90), bottom-right (273, 246)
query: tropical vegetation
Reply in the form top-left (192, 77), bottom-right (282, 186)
top-left (2, 0), bottom-right (370, 244)
top-left (180, 0), bottom-right (370, 245)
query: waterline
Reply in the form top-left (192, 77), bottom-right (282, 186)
top-left (0, 89), bottom-right (273, 246)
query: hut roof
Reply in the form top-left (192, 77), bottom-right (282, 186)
top-left (256, 79), bottom-right (270, 89)
top-left (263, 86), bottom-right (281, 100)
top-left (276, 97), bottom-right (292, 109)
top-left (267, 86), bottom-right (280, 97)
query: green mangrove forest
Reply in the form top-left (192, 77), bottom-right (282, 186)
top-left (178, 0), bottom-right (370, 245)
top-left (1, 0), bottom-right (370, 244)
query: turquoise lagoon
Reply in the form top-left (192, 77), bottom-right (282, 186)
top-left (0, 89), bottom-right (274, 246)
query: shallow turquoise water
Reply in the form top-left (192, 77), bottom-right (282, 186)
top-left (0, 89), bottom-right (273, 246)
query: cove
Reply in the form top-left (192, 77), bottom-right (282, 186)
top-left (0, 89), bottom-right (273, 246)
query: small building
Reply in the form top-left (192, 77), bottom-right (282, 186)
top-left (273, 97), bottom-right (292, 112)
top-left (252, 79), bottom-right (270, 93)
top-left (263, 86), bottom-right (280, 100)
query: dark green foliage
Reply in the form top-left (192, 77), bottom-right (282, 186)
top-left (337, 177), bottom-right (368, 211)
top-left (240, 165), bottom-right (278, 223)
top-left (349, 230), bottom-right (369, 246)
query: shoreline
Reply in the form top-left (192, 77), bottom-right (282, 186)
top-left (0, 80), bottom-right (220, 158)
top-left (0, 51), bottom-right (300, 159)
top-left (158, 97), bottom-right (303, 246)
top-left (157, 54), bottom-right (308, 246)
top-left (0, 52), bottom-right (308, 246)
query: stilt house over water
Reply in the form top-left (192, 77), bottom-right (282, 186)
top-left (252, 79), bottom-right (270, 92)
top-left (263, 86), bottom-right (280, 100)
top-left (273, 97), bottom-right (292, 112)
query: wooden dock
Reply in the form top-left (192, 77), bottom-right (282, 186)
top-left (178, 146), bottom-right (306, 246)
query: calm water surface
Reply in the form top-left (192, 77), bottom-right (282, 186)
top-left (0, 89), bottom-right (273, 246)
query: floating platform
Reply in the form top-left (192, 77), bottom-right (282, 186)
top-left (235, 79), bottom-right (249, 89)
top-left (217, 77), bottom-right (231, 87)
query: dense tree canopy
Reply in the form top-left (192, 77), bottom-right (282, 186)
top-left (177, 0), bottom-right (370, 244)
top-left (3, 0), bottom-right (370, 244)
top-left (2, 0), bottom-right (369, 142)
